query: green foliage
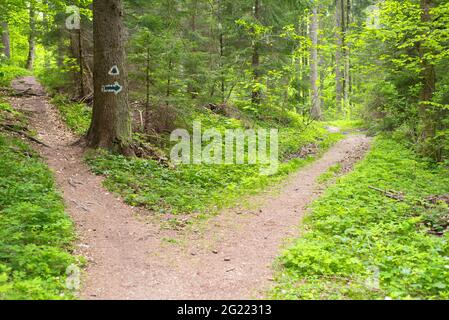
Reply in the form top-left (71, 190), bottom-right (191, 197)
top-left (272, 137), bottom-right (449, 300)
top-left (36, 65), bottom-right (72, 94)
top-left (0, 133), bottom-right (77, 300)
top-left (51, 95), bottom-right (91, 135)
top-left (353, 0), bottom-right (449, 160)
top-left (86, 120), bottom-right (342, 216)
top-left (317, 163), bottom-right (342, 184)
top-left (0, 64), bottom-right (30, 87)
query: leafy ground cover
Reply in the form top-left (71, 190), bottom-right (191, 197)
top-left (0, 65), bottom-right (30, 87)
top-left (271, 137), bottom-right (449, 300)
top-left (0, 101), bottom-right (78, 300)
top-left (51, 95), bottom-right (92, 135)
top-left (47, 94), bottom-right (346, 216)
top-left (85, 110), bottom-right (343, 215)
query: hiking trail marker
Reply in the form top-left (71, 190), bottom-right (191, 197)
top-left (108, 65), bottom-right (120, 76)
top-left (102, 82), bottom-right (123, 95)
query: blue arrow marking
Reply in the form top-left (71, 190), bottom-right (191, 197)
top-left (102, 82), bottom-right (123, 95)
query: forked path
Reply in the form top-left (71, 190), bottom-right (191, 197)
top-left (9, 76), bottom-right (371, 300)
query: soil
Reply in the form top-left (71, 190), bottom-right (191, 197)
top-left (9, 76), bottom-right (372, 300)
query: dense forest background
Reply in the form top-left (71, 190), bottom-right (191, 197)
top-left (1, 0), bottom-right (448, 161)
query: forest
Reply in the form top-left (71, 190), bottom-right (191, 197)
top-left (1, 0), bottom-right (449, 302)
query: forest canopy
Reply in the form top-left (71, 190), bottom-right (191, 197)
top-left (1, 0), bottom-right (448, 160)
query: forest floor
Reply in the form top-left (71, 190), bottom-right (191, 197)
top-left (9, 76), bottom-right (371, 300)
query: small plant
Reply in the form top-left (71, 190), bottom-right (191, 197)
top-left (271, 137), bottom-right (449, 300)
top-left (0, 65), bottom-right (30, 87)
top-left (51, 95), bottom-right (91, 135)
top-left (0, 134), bottom-right (78, 299)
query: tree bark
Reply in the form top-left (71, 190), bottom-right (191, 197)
top-left (78, 27), bottom-right (85, 97)
top-left (343, 0), bottom-right (351, 112)
top-left (43, 0), bottom-right (50, 69)
top-left (418, 0), bottom-right (436, 142)
top-left (87, 0), bottom-right (133, 155)
top-left (25, 0), bottom-right (36, 70)
top-left (251, 0), bottom-right (262, 105)
top-left (218, 0), bottom-right (225, 103)
top-left (56, 36), bottom-right (65, 68)
top-left (144, 46), bottom-right (151, 132)
top-left (187, 0), bottom-right (199, 99)
top-left (335, 0), bottom-right (344, 114)
top-left (1, 21), bottom-right (11, 59)
top-left (310, 6), bottom-right (321, 120)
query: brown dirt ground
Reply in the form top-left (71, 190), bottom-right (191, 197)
top-left (9, 76), bottom-right (372, 300)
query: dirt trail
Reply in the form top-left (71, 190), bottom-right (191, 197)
top-left (9, 76), bottom-right (371, 300)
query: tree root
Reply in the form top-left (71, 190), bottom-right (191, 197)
top-left (0, 124), bottom-right (51, 148)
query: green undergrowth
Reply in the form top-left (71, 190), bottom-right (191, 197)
top-left (0, 102), bottom-right (78, 300)
top-left (47, 93), bottom-right (344, 217)
top-left (0, 64), bottom-right (30, 87)
top-left (271, 137), bottom-right (449, 300)
top-left (86, 124), bottom-right (343, 216)
top-left (324, 119), bottom-right (365, 132)
top-left (51, 95), bottom-right (91, 135)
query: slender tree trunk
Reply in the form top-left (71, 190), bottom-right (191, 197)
top-left (251, 0), bottom-right (262, 105)
top-left (1, 22), bottom-right (11, 59)
top-left (87, 0), bottom-right (133, 155)
top-left (218, 0), bottom-right (225, 103)
top-left (343, 0), bottom-right (351, 114)
top-left (145, 46), bottom-right (151, 132)
top-left (25, 0), bottom-right (36, 70)
top-left (56, 36), bottom-right (65, 68)
top-left (335, 0), bottom-right (344, 114)
top-left (310, 6), bottom-right (321, 120)
top-left (418, 0), bottom-right (436, 142)
top-left (43, 0), bottom-right (50, 69)
top-left (166, 58), bottom-right (172, 104)
top-left (78, 27), bottom-right (85, 97)
top-left (187, 0), bottom-right (199, 99)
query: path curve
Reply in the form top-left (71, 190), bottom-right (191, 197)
top-left (9, 76), bottom-right (371, 300)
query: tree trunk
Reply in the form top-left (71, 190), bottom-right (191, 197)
top-left (187, 0), bottom-right (199, 99)
top-left (251, 0), bottom-right (262, 105)
top-left (78, 27), bottom-right (85, 97)
top-left (87, 0), bottom-right (133, 155)
top-left (56, 36), bottom-right (65, 68)
top-left (25, 0), bottom-right (36, 70)
top-left (43, 0), bottom-right (50, 69)
top-left (1, 22), bottom-right (11, 59)
top-left (144, 46), bottom-right (151, 132)
top-left (343, 0), bottom-right (351, 114)
top-left (166, 58), bottom-right (172, 104)
top-left (218, 0), bottom-right (225, 103)
top-left (335, 0), bottom-right (344, 114)
top-left (310, 6), bottom-right (321, 120)
top-left (418, 0), bottom-right (436, 142)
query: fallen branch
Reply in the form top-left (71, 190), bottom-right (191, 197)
top-left (369, 186), bottom-right (405, 201)
top-left (0, 124), bottom-right (51, 148)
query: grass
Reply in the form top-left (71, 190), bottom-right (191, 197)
top-left (0, 64), bottom-right (30, 87)
top-left (271, 137), bottom-right (449, 300)
top-left (0, 101), bottom-right (78, 300)
top-left (317, 163), bottom-right (343, 184)
top-left (51, 95), bottom-right (91, 135)
top-left (44, 93), bottom-right (346, 218)
top-left (324, 119), bottom-right (365, 132)
top-left (85, 132), bottom-right (343, 216)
